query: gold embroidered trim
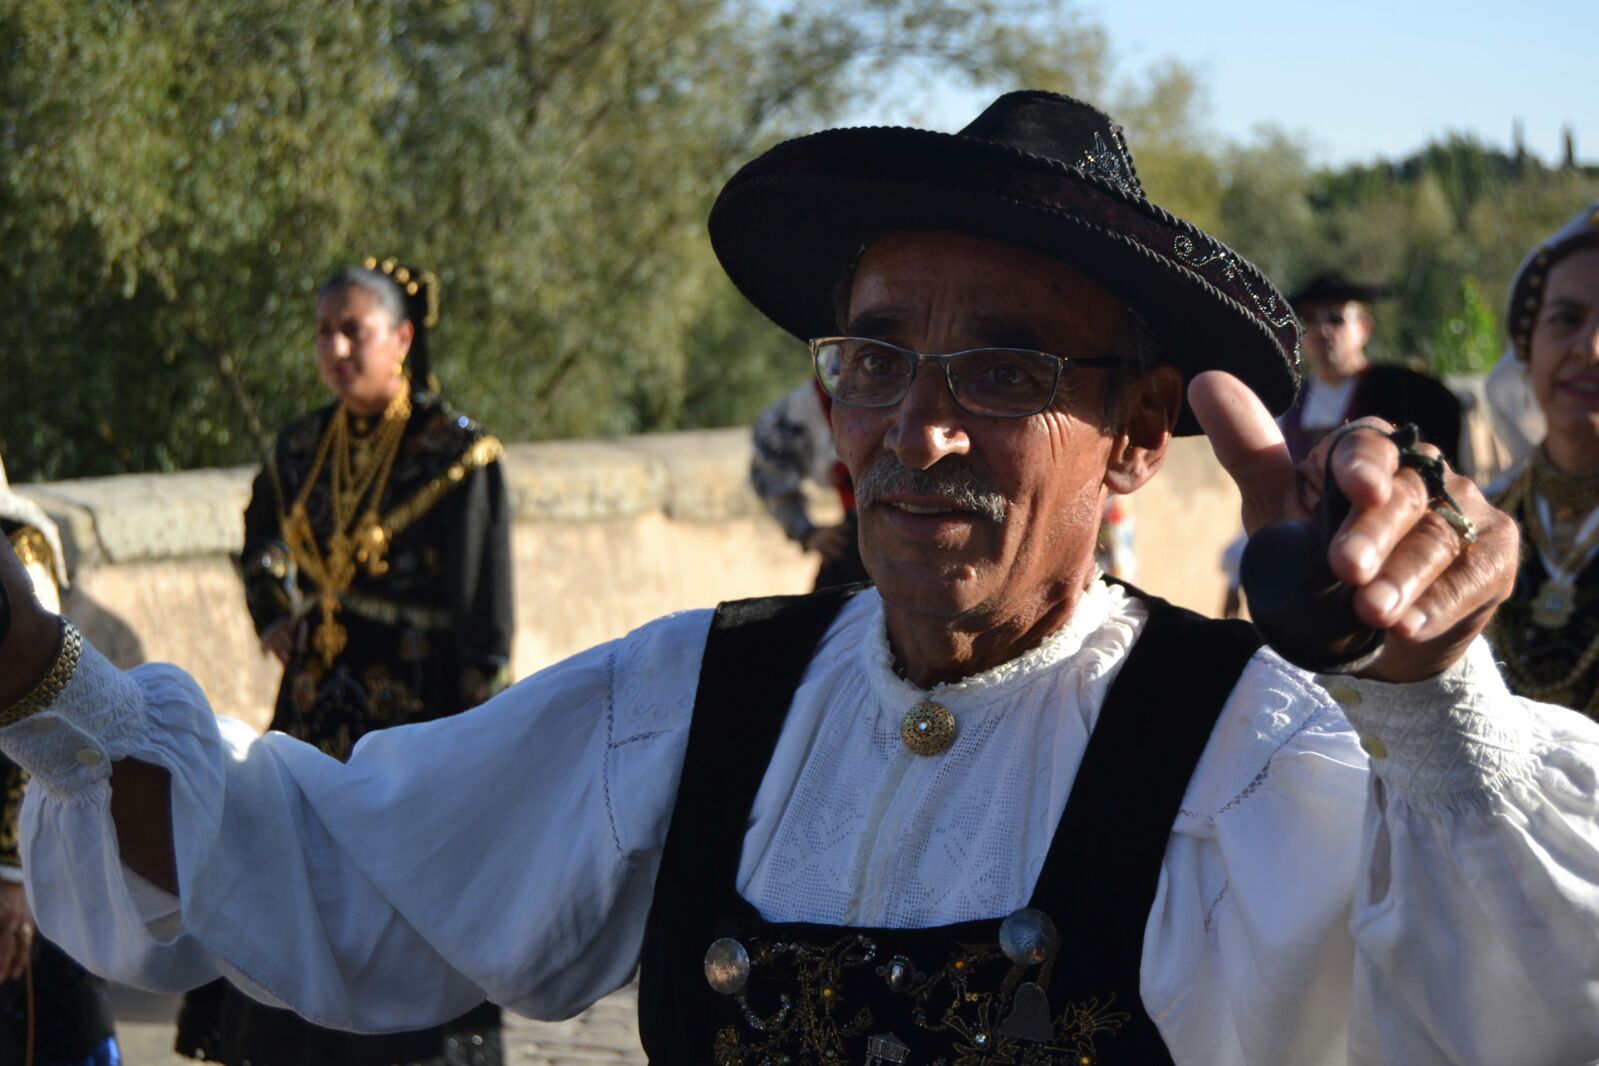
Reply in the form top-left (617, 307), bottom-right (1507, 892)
top-left (0, 763), bottom-right (25, 867)
top-left (8, 527), bottom-right (54, 573)
top-left (711, 933), bottom-right (1127, 1064)
top-left (383, 436), bottom-right (503, 538)
top-left (339, 590), bottom-right (452, 631)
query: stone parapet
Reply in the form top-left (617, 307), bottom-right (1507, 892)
top-left (17, 428), bottom-right (1238, 731)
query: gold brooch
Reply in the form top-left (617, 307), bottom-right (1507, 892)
top-left (900, 700), bottom-right (957, 756)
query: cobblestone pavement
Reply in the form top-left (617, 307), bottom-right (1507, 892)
top-left (111, 984), bottom-right (647, 1066)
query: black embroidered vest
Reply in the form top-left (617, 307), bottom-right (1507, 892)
top-left (638, 584), bottom-right (1261, 1064)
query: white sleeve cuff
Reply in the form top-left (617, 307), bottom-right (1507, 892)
top-left (0, 636), bottom-right (151, 800)
top-left (1316, 638), bottom-right (1531, 802)
top-left (0, 865), bottom-right (22, 884)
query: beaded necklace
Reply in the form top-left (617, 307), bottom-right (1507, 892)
top-left (1492, 455), bottom-right (1599, 713)
top-left (1498, 451), bottom-right (1599, 629)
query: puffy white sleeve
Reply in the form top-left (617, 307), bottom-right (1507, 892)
top-left (1, 609), bottom-right (711, 1031)
top-left (1149, 639), bottom-right (1599, 1066)
top-left (1337, 639), bottom-right (1599, 1065)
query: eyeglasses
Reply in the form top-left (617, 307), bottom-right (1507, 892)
top-left (810, 337), bottom-right (1124, 420)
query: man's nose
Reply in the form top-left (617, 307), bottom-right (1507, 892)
top-left (883, 366), bottom-right (970, 470)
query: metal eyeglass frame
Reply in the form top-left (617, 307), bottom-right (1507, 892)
top-left (809, 336), bottom-right (1124, 420)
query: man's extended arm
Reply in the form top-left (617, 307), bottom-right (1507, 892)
top-left (0, 540), bottom-right (178, 894)
top-left (0, 532), bottom-right (707, 1029)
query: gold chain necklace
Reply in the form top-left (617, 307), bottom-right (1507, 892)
top-left (282, 390), bottom-right (411, 666)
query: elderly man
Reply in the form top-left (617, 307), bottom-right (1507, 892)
top-left (2, 92), bottom-right (1597, 1066)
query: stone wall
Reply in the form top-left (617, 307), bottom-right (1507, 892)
top-left (17, 429), bottom-right (1240, 732)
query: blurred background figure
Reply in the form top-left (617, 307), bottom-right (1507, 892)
top-left (1097, 495), bottom-right (1138, 581)
top-left (0, 454), bottom-right (120, 1066)
top-left (750, 379), bottom-right (869, 589)
top-left (1485, 345), bottom-right (1547, 469)
top-left (1280, 271), bottom-right (1463, 465)
top-left (1223, 268), bottom-right (1467, 618)
top-left (174, 261), bottom-right (514, 1066)
top-left (1489, 203), bottom-right (1599, 714)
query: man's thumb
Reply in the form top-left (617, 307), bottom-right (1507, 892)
top-left (1188, 370), bottom-right (1296, 534)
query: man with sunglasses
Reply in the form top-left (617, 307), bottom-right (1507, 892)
top-left (1282, 271), bottom-right (1463, 466)
top-left (3, 92), bottom-right (1598, 1066)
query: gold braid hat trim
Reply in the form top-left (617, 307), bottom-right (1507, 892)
top-left (0, 617), bottom-right (83, 730)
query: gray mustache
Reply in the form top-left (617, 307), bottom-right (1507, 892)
top-left (855, 456), bottom-right (1008, 523)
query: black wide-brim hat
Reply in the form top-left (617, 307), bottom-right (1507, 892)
top-left (1286, 271), bottom-right (1392, 309)
top-left (709, 90), bottom-right (1301, 436)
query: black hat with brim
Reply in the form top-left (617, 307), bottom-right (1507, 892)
top-left (708, 91), bottom-right (1301, 436)
top-left (1286, 271), bottom-right (1392, 309)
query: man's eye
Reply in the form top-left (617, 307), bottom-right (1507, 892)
top-left (985, 363), bottom-right (1026, 388)
top-left (848, 346), bottom-right (899, 376)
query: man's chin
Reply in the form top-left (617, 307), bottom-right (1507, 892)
top-left (865, 555), bottom-right (988, 613)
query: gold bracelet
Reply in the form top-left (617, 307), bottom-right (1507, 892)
top-left (0, 618), bottom-right (83, 730)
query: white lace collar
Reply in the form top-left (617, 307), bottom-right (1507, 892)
top-left (857, 579), bottom-right (1135, 711)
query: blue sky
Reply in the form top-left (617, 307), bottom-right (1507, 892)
top-left (845, 0), bottom-right (1596, 167)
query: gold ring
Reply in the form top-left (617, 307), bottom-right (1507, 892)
top-left (1432, 502), bottom-right (1478, 546)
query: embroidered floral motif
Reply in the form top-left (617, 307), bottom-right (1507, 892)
top-left (1171, 233), bottom-right (1301, 364)
top-left (711, 934), bottom-right (1127, 1064)
top-left (1077, 131), bottom-right (1139, 199)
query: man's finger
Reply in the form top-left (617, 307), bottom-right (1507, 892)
top-left (1188, 371), bottom-right (1297, 533)
top-left (1352, 507), bottom-right (1462, 629)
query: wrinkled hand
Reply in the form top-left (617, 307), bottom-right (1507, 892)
top-left (0, 881), bottom-right (32, 982)
top-left (802, 523), bottom-right (852, 562)
top-left (1190, 371), bottom-right (1517, 683)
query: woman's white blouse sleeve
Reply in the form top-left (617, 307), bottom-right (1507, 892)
top-left (3, 609), bottom-right (712, 1031)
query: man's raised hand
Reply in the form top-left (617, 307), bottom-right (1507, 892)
top-left (1189, 370), bottom-right (1517, 683)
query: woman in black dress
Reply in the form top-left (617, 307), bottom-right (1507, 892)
top-left (176, 261), bottom-right (514, 1066)
top-left (1489, 204), bottom-right (1599, 714)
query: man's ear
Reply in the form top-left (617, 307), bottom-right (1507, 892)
top-left (1353, 303), bottom-right (1374, 347)
top-left (1104, 364), bottom-right (1181, 496)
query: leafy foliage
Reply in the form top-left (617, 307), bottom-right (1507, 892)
top-left (2, 0), bottom-right (1131, 479)
top-left (3, 0), bottom-right (1597, 480)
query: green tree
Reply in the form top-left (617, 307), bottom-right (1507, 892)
top-left (1, 0), bottom-right (1139, 479)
